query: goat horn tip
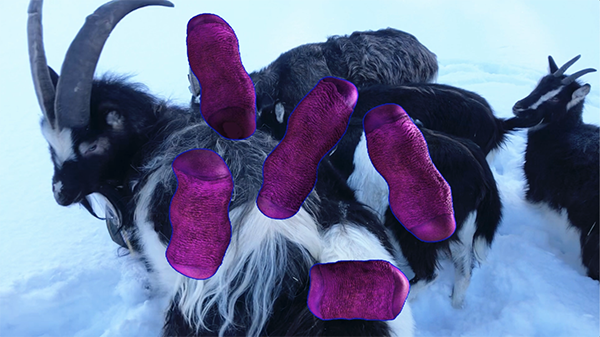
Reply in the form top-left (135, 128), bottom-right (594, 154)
top-left (156, 1), bottom-right (175, 8)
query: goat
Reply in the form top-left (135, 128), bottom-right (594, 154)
top-left (327, 107), bottom-right (503, 308)
top-left (512, 55), bottom-right (599, 280)
top-left (351, 84), bottom-right (530, 156)
top-left (236, 27), bottom-right (439, 140)
top-left (317, 85), bottom-right (507, 307)
top-left (28, 1), bottom-right (416, 336)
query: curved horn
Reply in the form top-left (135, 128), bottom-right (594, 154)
top-left (28, 0), bottom-right (57, 127)
top-left (55, 0), bottom-right (174, 129)
top-left (553, 55), bottom-right (581, 77)
top-left (562, 68), bottom-right (597, 85)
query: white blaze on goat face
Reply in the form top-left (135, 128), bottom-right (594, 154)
top-left (529, 87), bottom-right (563, 110)
top-left (41, 121), bottom-right (76, 167)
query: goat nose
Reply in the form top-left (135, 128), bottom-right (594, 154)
top-left (54, 193), bottom-right (68, 206)
top-left (512, 104), bottom-right (525, 116)
top-left (52, 181), bottom-right (69, 205)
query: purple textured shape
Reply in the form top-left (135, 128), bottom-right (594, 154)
top-left (166, 149), bottom-right (233, 280)
top-left (257, 77), bottom-right (358, 219)
top-left (364, 103), bottom-right (456, 242)
top-left (187, 14), bottom-right (256, 140)
top-left (307, 260), bottom-right (409, 321)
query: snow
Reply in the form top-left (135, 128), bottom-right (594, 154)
top-left (0, 0), bottom-right (598, 336)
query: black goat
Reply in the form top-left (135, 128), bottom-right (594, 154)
top-left (328, 107), bottom-right (502, 308)
top-left (513, 55), bottom-right (599, 280)
top-left (352, 84), bottom-right (529, 156)
top-left (29, 1), bottom-right (416, 336)
top-left (249, 60), bottom-right (529, 156)
top-left (234, 28), bottom-right (439, 140)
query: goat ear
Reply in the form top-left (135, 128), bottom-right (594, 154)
top-left (106, 110), bottom-right (125, 130)
top-left (274, 103), bottom-right (286, 124)
top-left (567, 84), bottom-right (591, 111)
top-left (548, 56), bottom-right (558, 74)
top-left (573, 84), bottom-right (591, 99)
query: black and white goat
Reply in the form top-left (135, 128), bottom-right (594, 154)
top-left (512, 55), bottom-right (599, 280)
top-left (242, 28), bottom-right (439, 140)
top-left (29, 1), bottom-right (416, 336)
top-left (327, 103), bottom-right (503, 308)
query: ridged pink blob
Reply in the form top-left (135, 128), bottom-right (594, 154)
top-left (364, 103), bottom-right (456, 242)
top-left (308, 260), bottom-right (410, 321)
top-left (187, 14), bottom-right (256, 140)
top-left (166, 149), bottom-right (233, 280)
top-left (257, 77), bottom-right (358, 219)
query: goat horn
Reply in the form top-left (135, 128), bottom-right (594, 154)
top-left (55, 0), bottom-right (174, 129)
top-left (28, 0), bottom-right (57, 127)
top-left (562, 68), bottom-right (597, 85)
top-left (553, 55), bottom-right (581, 77)
top-left (548, 56), bottom-right (558, 74)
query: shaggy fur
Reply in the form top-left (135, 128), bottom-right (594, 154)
top-left (251, 28), bottom-right (439, 140)
top-left (166, 149), bottom-right (233, 280)
top-left (43, 77), bottom-right (415, 336)
top-left (133, 99), bottom-right (416, 335)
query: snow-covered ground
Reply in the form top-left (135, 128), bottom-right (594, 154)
top-left (0, 1), bottom-right (598, 336)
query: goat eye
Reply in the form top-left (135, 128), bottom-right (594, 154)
top-left (549, 97), bottom-right (560, 104)
top-left (85, 144), bottom-right (97, 154)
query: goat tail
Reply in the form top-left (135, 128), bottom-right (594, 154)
top-left (472, 165), bottom-right (503, 264)
top-left (501, 116), bottom-right (531, 132)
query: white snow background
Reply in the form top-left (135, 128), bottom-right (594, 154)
top-left (0, 0), bottom-right (598, 336)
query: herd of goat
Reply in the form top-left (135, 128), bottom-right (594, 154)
top-left (27, 0), bottom-right (598, 336)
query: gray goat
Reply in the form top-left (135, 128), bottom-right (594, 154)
top-left (190, 28), bottom-right (439, 140)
